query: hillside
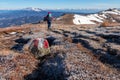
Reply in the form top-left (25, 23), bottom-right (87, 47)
top-left (0, 8), bottom-right (64, 28)
top-left (0, 8), bottom-right (120, 28)
top-left (0, 19), bottom-right (120, 80)
top-left (58, 8), bottom-right (120, 27)
top-left (0, 8), bottom-right (102, 28)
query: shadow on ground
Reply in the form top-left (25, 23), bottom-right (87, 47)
top-left (24, 51), bottom-right (68, 80)
top-left (71, 31), bottom-right (120, 70)
top-left (53, 29), bottom-right (120, 70)
top-left (11, 37), bottom-right (30, 52)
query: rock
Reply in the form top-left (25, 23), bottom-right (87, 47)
top-left (29, 38), bottom-right (50, 58)
top-left (107, 47), bottom-right (117, 56)
top-left (9, 32), bottom-right (17, 35)
top-left (29, 31), bottom-right (34, 35)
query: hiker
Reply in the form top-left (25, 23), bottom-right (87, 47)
top-left (44, 12), bottom-right (53, 29)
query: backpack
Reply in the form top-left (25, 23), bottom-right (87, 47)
top-left (45, 14), bottom-right (53, 22)
top-left (47, 17), bottom-right (52, 22)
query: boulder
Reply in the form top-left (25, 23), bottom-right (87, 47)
top-left (29, 38), bottom-right (50, 58)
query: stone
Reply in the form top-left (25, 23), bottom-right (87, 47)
top-left (29, 38), bottom-right (50, 58)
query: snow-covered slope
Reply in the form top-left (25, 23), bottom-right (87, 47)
top-left (73, 14), bottom-right (104, 25)
top-left (73, 8), bottom-right (120, 25)
top-left (102, 9), bottom-right (120, 15)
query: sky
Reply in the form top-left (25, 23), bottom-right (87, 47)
top-left (0, 0), bottom-right (119, 9)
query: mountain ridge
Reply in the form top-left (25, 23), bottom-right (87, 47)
top-left (0, 8), bottom-right (120, 28)
top-left (57, 8), bottom-right (120, 26)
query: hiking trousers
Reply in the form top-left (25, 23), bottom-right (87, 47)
top-left (47, 21), bottom-right (52, 29)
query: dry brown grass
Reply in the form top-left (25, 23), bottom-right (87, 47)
top-left (0, 49), bottom-right (18, 56)
top-left (101, 21), bottom-right (111, 27)
top-left (0, 23), bottom-right (47, 35)
top-left (63, 37), bottom-right (73, 43)
top-left (0, 20), bottom-right (119, 79)
top-left (59, 14), bottom-right (74, 25)
top-left (1, 52), bottom-right (38, 80)
top-left (0, 22), bottom-right (77, 36)
top-left (100, 21), bottom-right (120, 27)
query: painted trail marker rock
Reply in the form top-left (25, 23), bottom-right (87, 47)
top-left (29, 38), bottom-right (50, 58)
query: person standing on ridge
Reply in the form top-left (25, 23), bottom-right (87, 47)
top-left (44, 12), bottom-right (53, 30)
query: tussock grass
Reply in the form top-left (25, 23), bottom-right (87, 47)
top-left (0, 51), bottom-right (38, 80)
top-left (100, 21), bottom-right (120, 27)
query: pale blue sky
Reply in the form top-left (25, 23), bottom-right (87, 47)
top-left (0, 0), bottom-right (119, 9)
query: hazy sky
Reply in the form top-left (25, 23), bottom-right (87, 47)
top-left (0, 0), bottom-right (119, 9)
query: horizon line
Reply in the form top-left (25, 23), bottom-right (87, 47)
top-left (0, 7), bottom-right (119, 10)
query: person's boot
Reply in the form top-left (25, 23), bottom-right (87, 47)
top-left (48, 27), bottom-right (52, 31)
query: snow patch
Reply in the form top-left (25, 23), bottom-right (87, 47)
top-left (102, 9), bottom-right (120, 15)
top-left (100, 14), bottom-right (107, 18)
top-left (73, 14), bottom-right (103, 25)
top-left (73, 15), bottom-right (95, 25)
top-left (87, 14), bottom-right (103, 22)
top-left (93, 14), bottom-right (104, 20)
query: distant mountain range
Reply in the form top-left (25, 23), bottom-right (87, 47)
top-left (23, 7), bottom-right (42, 12)
top-left (0, 7), bottom-right (116, 28)
top-left (0, 8), bottom-right (65, 28)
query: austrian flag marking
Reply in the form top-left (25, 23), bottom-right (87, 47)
top-left (29, 38), bottom-right (50, 58)
top-left (33, 38), bottom-right (49, 49)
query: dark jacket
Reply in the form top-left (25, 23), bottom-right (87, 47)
top-left (44, 14), bottom-right (53, 22)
